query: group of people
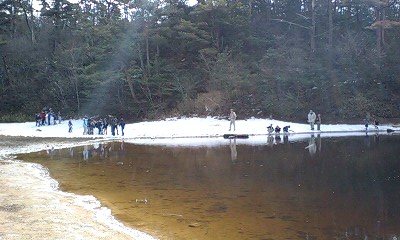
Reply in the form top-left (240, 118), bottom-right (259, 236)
top-left (228, 108), bottom-right (321, 133)
top-left (307, 110), bottom-right (321, 131)
top-left (82, 116), bottom-right (126, 136)
top-left (267, 124), bottom-right (291, 134)
top-left (364, 113), bottom-right (380, 131)
top-left (35, 108), bottom-right (62, 127)
top-left (229, 109), bottom-right (384, 134)
top-left (33, 108), bottom-right (128, 136)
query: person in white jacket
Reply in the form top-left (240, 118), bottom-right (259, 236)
top-left (229, 109), bottom-right (237, 131)
top-left (307, 110), bottom-right (316, 130)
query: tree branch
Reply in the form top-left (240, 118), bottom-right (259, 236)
top-left (271, 19), bottom-right (311, 30)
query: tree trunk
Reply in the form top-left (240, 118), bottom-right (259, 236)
top-left (154, 42), bottom-right (159, 70)
top-left (310, 0), bottom-right (316, 54)
top-left (19, 0), bottom-right (36, 44)
top-left (145, 21), bottom-right (151, 75)
top-left (376, 7), bottom-right (383, 57)
top-left (2, 56), bottom-right (11, 87)
top-left (11, 1), bottom-right (17, 38)
top-left (30, 0), bottom-right (36, 44)
top-left (124, 68), bottom-right (139, 103)
top-left (74, 78), bottom-right (80, 112)
top-left (137, 42), bottom-right (153, 104)
top-left (328, 0), bottom-right (333, 52)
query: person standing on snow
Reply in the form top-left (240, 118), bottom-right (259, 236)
top-left (114, 117), bottom-right (119, 135)
top-left (68, 119), bottom-right (73, 133)
top-left (119, 118), bottom-right (126, 136)
top-left (103, 118), bottom-right (108, 135)
top-left (58, 111), bottom-right (62, 124)
top-left (41, 112), bottom-right (46, 126)
top-left (47, 111), bottom-right (51, 125)
top-left (83, 117), bottom-right (88, 135)
top-left (87, 118), bottom-right (93, 135)
top-left (35, 113), bottom-right (41, 126)
top-left (315, 113), bottom-right (321, 131)
top-left (308, 110), bottom-right (316, 130)
top-left (364, 118), bottom-right (369, 131)
top-left (110, 116), bottom-right (118, 136)
top-left (229, 109), bottom-right (237, 131)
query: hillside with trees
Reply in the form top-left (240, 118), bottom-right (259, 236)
top-left (1, 0), bottom-right (399, 122)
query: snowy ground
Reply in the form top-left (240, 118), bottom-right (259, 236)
top-left (0, 116), bottom-right (397, 148)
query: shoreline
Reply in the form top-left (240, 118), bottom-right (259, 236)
top-left (0, 118), bottom-right (397, 141)
top-left (0, 137), bottom-right (157, 240)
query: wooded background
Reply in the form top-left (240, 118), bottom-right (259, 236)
top-left (1, 0), bottom-right (399, 122)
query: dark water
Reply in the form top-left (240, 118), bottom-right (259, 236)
top-left (18, 134), bottom-right (400, 240)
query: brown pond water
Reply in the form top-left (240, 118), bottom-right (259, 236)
top-left (18, 135), bottom-right (400, 240)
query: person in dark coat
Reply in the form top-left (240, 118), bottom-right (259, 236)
top-left (35, 113), bottom-right (41, 126)
top-left (103, 118), bottom-right (108, 135)
top-left (267, 124), bottom-right (274, 134)
top-left (373, 117), bottom-right (379, 129)
top-left (315, 114), bottom-right (321, 131)
top-left (275, 125), bottom-right (281, 134)
top-left (119, 118), bottom-right (126, 136)
top-left (68, 119), bottom-right (73, 133)
top-left (110, 116), bottom-right (117, 136)
top-left (96, 120), bottom-right (103, 135)
top-left (364, 118), bottom-right (369, 131)
top-left (283, 126), bottom-right (290, 133)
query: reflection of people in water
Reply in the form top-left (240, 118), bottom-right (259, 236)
top-left (374, 133), bottom-right (379, 146)
top-left (364, 133), bottom-right (370, 147)
top-left (69, 147), bottom-right (74, 157)
top-left (83, 145), bottom-right (90, 160)
top-left (316, 134), bottom-right (321, 151)
top-left (267, 135), bottom-right (274, 147)
top-left (100, 143), bottom-right (109, 158)
top-left (46, 146), bottom-right (54, 155)
top-left (283, 134), bottom-right (289, 144)
top-left (230, 138), bottom-right (237, 163)
top-left (275, 135), bottom-right (281, 144)
top-left (120, 141), bottom-right (126, 158)
top-left (306, 134), bottom-right (317, 156)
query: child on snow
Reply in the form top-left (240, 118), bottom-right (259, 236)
top-left (68, 119), bottom-right (73, 133)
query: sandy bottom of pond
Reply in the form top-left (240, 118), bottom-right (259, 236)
top-left (0, 136), bottom-right (156, 240)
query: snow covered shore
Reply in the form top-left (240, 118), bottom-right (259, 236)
top-left (0, 116), bottom-right (396, 147)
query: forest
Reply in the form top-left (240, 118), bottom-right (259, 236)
top-left (0, 0), bottom-right (399, 123)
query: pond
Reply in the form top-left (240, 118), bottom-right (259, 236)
top-left (18, 134), bottom-right (400, 240)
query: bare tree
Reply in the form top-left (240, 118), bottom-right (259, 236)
top-left (310, 0), bottom-right (316, 53)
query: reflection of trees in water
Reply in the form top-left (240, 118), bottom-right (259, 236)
top-left (241, 137), bottom-right (400, 238)
top-left (41, 137), bottom-right (400, 239)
